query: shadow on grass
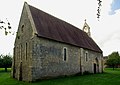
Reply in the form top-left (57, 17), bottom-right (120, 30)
top-left (31, 74), bottom-right (84, 83)
top-left (32, 72), bottom-right (103, 83)
top-left (0, 68), bottom-right (11, 73)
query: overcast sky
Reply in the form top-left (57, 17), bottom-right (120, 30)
top-left (0, 0), bottom-right (120, 56)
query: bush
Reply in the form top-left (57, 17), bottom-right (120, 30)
top-left (0, 54), bottom-right (12, 72)
top-left (83, 71), bottom-right (91, 75)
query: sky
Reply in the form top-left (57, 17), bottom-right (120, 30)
top-left (0, 0), bottom-right (120, 56)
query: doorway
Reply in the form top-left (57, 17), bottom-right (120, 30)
top-left (94, 63), bottom-right (96, 74)
top-left (19, 62), bottom-right (22, 81)
top-left (13, 65), bottom-right (15, 78)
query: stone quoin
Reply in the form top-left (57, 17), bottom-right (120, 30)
top-left (11, 2), bottom-right (103, 82)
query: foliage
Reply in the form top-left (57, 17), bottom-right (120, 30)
top-left (83, 71), bottom-right (91, 75)
top-left (1, 68), bottom-right (120, 85)
top-left (0, 68), bottom-right (11, 72)
top-left (0, 56), bottom-right (3, 67)
top-left (97, 0), bottom-right (102, 20)
top-left (0, 18), bottom-right (13, 35)
top-left (0, 55), bottom-right (12, 72)
top-left (106, 52), bottom-right (120, 70)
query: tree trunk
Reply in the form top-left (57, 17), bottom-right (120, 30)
top-left (113, 65), bottom-right (114, 70)
top-left (5, 67), bottom-right (7, 72)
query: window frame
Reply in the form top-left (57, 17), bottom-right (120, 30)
top-left (85, 51), bottom-right (88, 62)
top-left (21, 25), bottom-right (24, 33)
top-left (63, 47), bottom-right (68, 61)
top-left (20, 44), bottom-right (22, 61)
top-left (26, 42), bottom-right (27, 60)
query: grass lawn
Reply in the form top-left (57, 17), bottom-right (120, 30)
top-left (0, 68), bottom-right (120, 85)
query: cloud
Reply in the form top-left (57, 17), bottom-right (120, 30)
top-left (110, 0), bottom-right (120, 15)
top-left (0, 0), bottom-right (120, 56)
top-left (26, 0), bottom-right (120, 56)
top-left (97, 7), bottom-right (120, 55)
top-left (84, 0), bottom-right (120, 56)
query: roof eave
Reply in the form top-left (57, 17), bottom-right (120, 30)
top-left (24, 2), bottom-right (38, 37)
top-left (36, 34), bottom-right (102, 53)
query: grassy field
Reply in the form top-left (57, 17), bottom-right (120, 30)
top-left (0, 68), bottom-right (120, 85)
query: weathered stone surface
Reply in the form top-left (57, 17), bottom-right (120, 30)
top-left (81, 49), bottom-right (103, 74)
top-left (31, 37), bottom-right (81, 80)
top-left (11, 2), bottom-right (103, 82)
top-left (11, 3), bottom-right (33, 81)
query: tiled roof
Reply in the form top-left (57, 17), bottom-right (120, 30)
top-left (28, 5), bottom-right (102, 53)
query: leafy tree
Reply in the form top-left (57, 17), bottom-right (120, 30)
top-left (0, 55), bottom-right (3, 67)
top-left (0, 18), bottom-right (13, 35)
top-left (1, 55), bottom-right (12, 72)
top-left (97, 0), bottom-right (102, 20)
top-left (106, 52), bottom-right (120, 70)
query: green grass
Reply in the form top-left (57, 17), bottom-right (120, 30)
top-left (1, 68), bottom-right (120, 85)
top-left (0, 68), bottom-right (11, 72)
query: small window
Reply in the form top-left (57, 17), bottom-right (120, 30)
top-left (17, 35), bottom-right (20, 39)
top-left (16, 47), bottom-right (18, 60)
top-left (26, 43), bottom-right (27, 60)
top-left (20, 44), bottom-right (22, 61)
top-left (21, 25), bottom-right (24, 32)
top-left (85, 51), bottom-right (88, 62)
top-left (85, 53), bottom-right (88, 61)
top-left (63, 47), bottom-right (67, 61)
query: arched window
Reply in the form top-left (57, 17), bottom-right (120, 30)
top-left (85, 51), bottom-right (88, 62)
top-left (63, 47), bottom-right (67, 61)
top-left (26, 43), bottom-right (27, 60)
top-left (20, 44), bottom-right (22, 61)
top-left (21, 25), bottom-right (24, 32)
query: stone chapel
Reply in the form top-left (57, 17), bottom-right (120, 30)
top-left (11, 2), bottom-right (103, 82)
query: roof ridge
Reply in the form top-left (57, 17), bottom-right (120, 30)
top-left (28, 3), bottom-right (102, 53)
top-left (28, 4), bottom-right (82, 32)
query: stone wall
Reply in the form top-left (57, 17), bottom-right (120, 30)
top-left (31, 37), bottom-right (81, 81)
top-left (12, 3), bottom-right (103, 82)
top-left (31, 36), bottom-right (103, 81)
top-left (81, 48), bottom-right (103, 74)
top-left (11, 3), bottom-right (34, 81)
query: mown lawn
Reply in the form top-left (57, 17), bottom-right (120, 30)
top-left (0, 68), bottom-right (120, 85)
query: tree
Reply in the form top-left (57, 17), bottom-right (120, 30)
top-left (97, 0), bottom-right (102, 20)
top-left (0, 55), bottom-right (3, 67)
top-left (0, 18), bottom-right (13, 35)
top-left (106, 52), bottom-right (120, 70)
top-left (1, 55), bottom-right (12, 72)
